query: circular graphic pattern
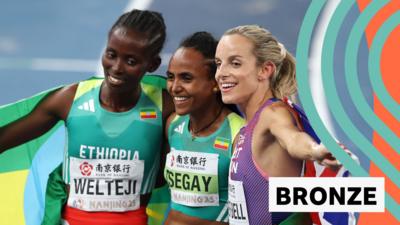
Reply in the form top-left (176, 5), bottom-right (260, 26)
top-left (296, 0), bottom-right (399, 220)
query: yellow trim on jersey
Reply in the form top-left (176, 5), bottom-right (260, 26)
top-left (141, 83), bottom-right (162, 111)
top-left (74, 79), bottom-right (102, 100)
top-left (227, 112), bottom-right (245, 143)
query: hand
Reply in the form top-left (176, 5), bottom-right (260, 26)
top-left (311, 143), bottom-right (342, 171)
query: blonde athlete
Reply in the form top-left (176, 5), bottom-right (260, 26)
top-left (215, 25), bottom-right (340, 225)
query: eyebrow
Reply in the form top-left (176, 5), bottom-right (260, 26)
top-left (229, 55), bottom-right (243, 59)
top-left (178, 72), bottom-right (193, 77)
top-left (216, 54), bottom-right (243, 61)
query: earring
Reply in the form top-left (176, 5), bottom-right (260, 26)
top-left (213, 87), bottom-right (219, 92)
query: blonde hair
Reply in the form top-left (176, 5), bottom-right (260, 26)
top-left (224, 25), bottom-right (297, 99)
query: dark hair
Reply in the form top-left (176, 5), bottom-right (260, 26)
top-left (178, 32), bottom-right (241, 115)
top-left (110, 9), bottom-right (166, 56)
top-left (179, 31), bottom-right (218, 78)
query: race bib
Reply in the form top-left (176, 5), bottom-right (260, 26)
top-left (67, 157), bottom-right (144, 212)
top-left (228, 179), bottom-right (250, 225)
top-left (165, 149), bottom-right (219, 207)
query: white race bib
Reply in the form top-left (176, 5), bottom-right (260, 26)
top-left (67, 157), bottom-right (144, 212)
top-left (228, 179), bottom-right (250, 225)
top-left (165, 149), bottom-right (219, 207)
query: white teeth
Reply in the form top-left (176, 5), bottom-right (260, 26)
top-left (108, 76), bottom-right (124, 85)
top-left (174, 96), bottom-right (189, 101)
top-left (221, 83), bottom-right (236, 88)
top-left (108, 76), bottom-right (123, 85)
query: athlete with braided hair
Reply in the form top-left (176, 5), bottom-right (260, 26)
top-left (0, 9), bottom-right (173, 225)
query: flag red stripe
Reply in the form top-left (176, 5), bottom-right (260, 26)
top-left (214, 144), bottom-right (228, 150)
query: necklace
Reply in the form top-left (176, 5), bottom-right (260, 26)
top-left (190, 106), bottom-right (224, 140)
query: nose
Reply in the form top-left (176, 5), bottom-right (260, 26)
top-left (215, 63), bottom-right (226, 81)
top-left (168, 78), bottom-right (183, 94)
top-left (111, 58), bottom-right (124, 74)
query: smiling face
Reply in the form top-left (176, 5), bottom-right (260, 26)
top-left (215, 34), bottom-right (264, 105)
top-left (102, 27), bottom-right (158, 93)
top-left (167, 47), bottom-right (218, 115)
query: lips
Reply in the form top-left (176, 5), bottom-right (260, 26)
top-left (107, 75), bottom-right (125, 85)
top-left (219, 82), bottom-right (237, 92)
top-left (173, 96), bottom-right (190, 105)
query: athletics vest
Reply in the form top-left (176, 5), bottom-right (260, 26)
top-left (165, 112), bottom-right (244, 222)
top-left (228, 99), bottom-right (293, 225)
top-left (63, 78), bottom-right (163, 212)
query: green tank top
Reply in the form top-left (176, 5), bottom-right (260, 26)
top-left (164, 112), bottom-right (244, 221)
top-left (63, 78), bottom-right (163, 212)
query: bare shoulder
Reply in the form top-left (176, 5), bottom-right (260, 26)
top-left (42, 83), bottom-right (78, 120)
top-left (259, 101), bottom-right (294, 129)
top-left (51, 83), bottom-right (78, 101)
top-left (166, 113), bottom-right (177, 129)
top-left (164, 112), bottom-right (177, 138)
top-left (162, 89), bottom-right (174, 122)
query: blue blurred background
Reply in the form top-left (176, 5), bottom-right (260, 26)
top-left (0, 0), bottom-right (308, 104)
top-left (0, 0), bottom-right (371, 171)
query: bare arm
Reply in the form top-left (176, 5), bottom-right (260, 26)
top-left (155, 110), bottom-right (176, 187)
top-left (264, 104), bottom-right (339, 168)
top-left (0, 84), bottom-right (77, 153)
top-left (155, 90), bottom-right (174, 187)
top-left (162, 89), bottom-right (174, 124)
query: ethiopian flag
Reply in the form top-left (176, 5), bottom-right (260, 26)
top-left (213, 137), bottom-right (230, 150)
top-left (0, 75), bottom-right (170, 225)
top-left (140, 108), bottom-right (157, 119)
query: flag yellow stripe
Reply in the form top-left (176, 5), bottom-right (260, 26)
top-left (146, 207), bottom-right (164, 222)
top-left (0, 170), bottom-right (28, 225)
top-left (215, 140), bottom-right (229, 146)
top-left (140, 112), bottom-right (156, 116)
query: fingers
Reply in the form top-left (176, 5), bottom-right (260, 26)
top-left (311, 143), bottom-right (332, 162)
top-left (311, 143), bottom-right (325, 161)
top-left (319, 158), bottom-right (342, 171)
top-left (312, 142), bottom-right (356, 171)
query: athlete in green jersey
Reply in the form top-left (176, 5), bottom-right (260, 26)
top-left (163, 32), bottom-right (244, 225)
top-left (0, 9), bottom-right (173, 225)
top-left (64, 77), bottom-right (164, 210)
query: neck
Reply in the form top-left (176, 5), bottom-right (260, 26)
top-left (239, 88), bottom-right (274, 123)
top-left (189, 100), bottom-right (224, 137)
top-left (100, 82), bottom-right (141, 112)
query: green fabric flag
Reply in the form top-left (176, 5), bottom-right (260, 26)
top-left (0, 75), bottom-right (170, 225)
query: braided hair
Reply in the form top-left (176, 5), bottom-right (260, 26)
top-left (110, 9), bottom-right (166, 56)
